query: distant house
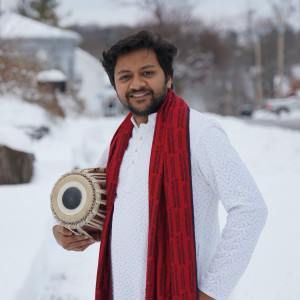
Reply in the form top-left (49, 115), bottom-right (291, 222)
top-left (0, 12), bottom-right (112, 116)
top-left (0, 12), bottom-right (81, 80)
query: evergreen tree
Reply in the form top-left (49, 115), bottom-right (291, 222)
top-left (17, 0), bottom-right (60, 26)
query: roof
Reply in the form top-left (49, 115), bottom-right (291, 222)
top-left (36, 69), bottom-right (67, 82)
top-left (0, 12), bottom-right (81, 42)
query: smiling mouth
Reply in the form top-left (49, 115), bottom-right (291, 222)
top-left (132, 93), bottom-right (147, 98)
top-left (130, 92), bottom-right (149, 99)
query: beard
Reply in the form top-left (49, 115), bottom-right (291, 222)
top-left (118, 84), bottom-right (168, 116)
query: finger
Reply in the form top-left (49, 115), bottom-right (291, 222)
top-left (72, 240), bottom-right (96, 251)
top-left (59, 235), bottom-right (87, 248)
top-left (53, 225), bottom-right (73, 236)
top-left (70, 243), bottom-right (92, 252)
top-left (66, 234), bottom-right (92, 243)
top-left (58, 226), bottom-right (74, 236)
top-left (66, 238), bottom-right (95, 250)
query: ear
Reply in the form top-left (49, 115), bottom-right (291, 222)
top-left (166, 75), bottom-right (172, 88)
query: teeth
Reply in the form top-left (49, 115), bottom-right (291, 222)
top-left (132, 93), bottom-right (147, 98)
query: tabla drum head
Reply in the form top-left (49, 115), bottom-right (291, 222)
top-left (50, 168), bottom-right (106, 234)
top-left (51, 173), bottom-right (94, 223)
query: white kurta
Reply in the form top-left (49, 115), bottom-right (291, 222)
top-left (97, 109), bottom-right (268, 300)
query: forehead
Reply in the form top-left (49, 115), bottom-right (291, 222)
top-left (114, 48), bottom-right (160, 72)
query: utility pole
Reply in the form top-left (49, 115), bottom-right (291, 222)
top-left (274, 0), bottom-right (286, 99)
top-left (299, 0), bottom-right (300, 30)
top-left (254, 35), bottom-right (263, 107)
top-left (247, 7), bottom-right (263, 108)
top-left (276, 16), bottom-right (285, 98)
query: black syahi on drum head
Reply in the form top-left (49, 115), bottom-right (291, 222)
top-left (62, 187), bottom-right (82, 210)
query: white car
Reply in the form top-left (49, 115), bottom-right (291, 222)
top-left (264, 95), bottom-right (300, 114)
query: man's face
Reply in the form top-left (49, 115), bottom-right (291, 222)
top-left (114, 48), bottom-right (171, 124)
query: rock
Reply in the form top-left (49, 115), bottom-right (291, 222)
top-left (0, 145), bottom-right (35, 185)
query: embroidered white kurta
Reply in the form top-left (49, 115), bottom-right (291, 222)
top-left (97, 109), bottom-right (268, 300)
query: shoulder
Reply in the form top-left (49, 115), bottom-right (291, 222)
top-left (189, 108), bottom-right (227, 139)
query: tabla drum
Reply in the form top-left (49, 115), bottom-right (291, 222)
top-left (50, 168), bottom-right (107, 238)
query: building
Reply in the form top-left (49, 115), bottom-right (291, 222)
top-left (0, 12), bottom-right (111, 116)
top-left (0, 12), bottom-right (81, 80)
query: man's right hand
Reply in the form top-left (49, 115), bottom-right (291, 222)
top-left (52, 225), bottom-right (96, 252)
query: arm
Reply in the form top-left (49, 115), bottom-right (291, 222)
top-left (196, 121), bottom-right (268, 299)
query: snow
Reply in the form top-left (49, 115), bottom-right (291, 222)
top-left (0, 12), bottom-right (81, 41)
top-left (74, 48), bottom-right (107, 116)
top-left (36, 69), bottom-right (67, 82)
top-left (291, 64), bottom-right (300, 80)
top-left (0, 93), bottom-right (300, 300)
top-left (253, 108), bottom-right (300, 121)
top-left (273, 75), bottom-right (292, 98)
top-left (0, 96), bottom-right (53, 152)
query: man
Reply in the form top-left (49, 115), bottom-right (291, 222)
top-left (53, 30), bottom-right (268, 300)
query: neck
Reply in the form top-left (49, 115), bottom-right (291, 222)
top-left (133, 115), bottom-right (149, 125)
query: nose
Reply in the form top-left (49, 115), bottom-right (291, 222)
top-left (129, 75), bottom-right (146, 90)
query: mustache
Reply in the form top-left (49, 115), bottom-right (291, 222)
top-left (126, 88), bottom-right (154, 97)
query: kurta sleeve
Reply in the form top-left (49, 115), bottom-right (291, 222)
top-left (196, 120), bottom-right (268, 300)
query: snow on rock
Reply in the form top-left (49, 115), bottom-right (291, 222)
top-left (0, 95), bottom-right (51, 128)
top-left (0, 125), bottom-right (33, 153)
top-left (0, 12), bottom-right (81, 41)
top-left (0, 95), bottom-right (53, 152)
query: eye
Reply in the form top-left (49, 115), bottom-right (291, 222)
top-left (119, 74), bottom-right (130, 81)
top-left (143, 71), bottom-right (154, 77)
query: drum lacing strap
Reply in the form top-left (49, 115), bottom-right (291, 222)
top-left (65, 225), bottom-right (92, 238)
top-left (95, 211), bottom-right (106, 218)
top-left (89, 218), bottom-right (104, 227)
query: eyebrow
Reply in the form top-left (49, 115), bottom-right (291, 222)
top-left (141, 64), bottom-right (156, 70)
top-left (116, 64), bottom-right (156, 76)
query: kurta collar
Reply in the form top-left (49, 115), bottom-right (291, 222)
top-left (130, 112), bottom-right (157, 129)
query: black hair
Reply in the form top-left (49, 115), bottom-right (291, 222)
top-left (101, 30), bottom-right (177, 88)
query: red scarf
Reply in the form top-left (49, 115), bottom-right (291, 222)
top-left (95, 89), bottom-right (198, 299)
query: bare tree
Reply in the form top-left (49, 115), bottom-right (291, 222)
top-left (270, 0), bottom-right (296, 98)
top-left (136, 0), bottom-right (195, 26)
top-left (16, 0), bottom-right (60, 26)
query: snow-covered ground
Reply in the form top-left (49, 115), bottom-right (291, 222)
top-left (0, 95), bottom-right (300, 300)
top-left (253, 108), bottom-right (300, 121)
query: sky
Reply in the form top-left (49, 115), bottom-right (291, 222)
top-left (1, 0), bottom-right (299, 30)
